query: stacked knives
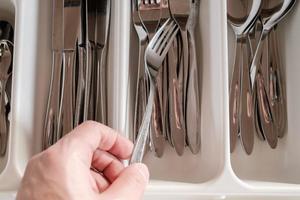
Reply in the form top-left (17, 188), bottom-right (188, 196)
top-left (43, 0), bottom-right (111, 149)
top-left (0, 21), bottom-right (13, 157)
top-left (132, 0), bottom-right (202, 158)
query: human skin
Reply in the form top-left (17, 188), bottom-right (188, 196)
top-left (16, 121), bottom-right (149, 200)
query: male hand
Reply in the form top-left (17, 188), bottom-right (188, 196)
top-left (17, 121), bottom-right (149, 200)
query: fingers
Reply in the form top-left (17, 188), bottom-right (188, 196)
top-left (90, 170), bottom-right (110, 192)
top-left (92, 149), bottom-right (124, 183)
top-left (100, 164), bottom-right (149, 200)
top-left (56, 121), bottom-right (133, 163)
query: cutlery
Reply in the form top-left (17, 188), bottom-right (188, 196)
top-left (58, 0), bottom-right (81, 136)
top-left (132, 0), bottom-right (148, 143)
top-left (249, 0), bottom-right (296, 148)
top-left (168, 0), bottom-right (188, 156)
top-left (269, 27), bottom-right (287, 137)
top-left (0, 21), bottom-right (13, 155)
top-left (95, 0), bottom-right (111, 124)
top-left (185, 0), bottom-right (201, 154)
top-left (0, 41), bottom-right (11, 156)
top-left (227, 0), bottom-right (261, 154)
top-left (74, 0), bottom-right (87, 127)
top-left (131, 18), bottom-right (179, 163)
top-left (84, 0), bottom-right (97, 121)
top-left (44, 0), bottom-right (64, 148)
top-left (138, 0), bottom-right (165, 157)
top-left (248, 19), bottom-right (266, 141)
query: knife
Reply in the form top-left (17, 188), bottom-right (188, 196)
top-left (43, 0), bottom-right (63, 148)
top-left (58, 0), bottom-right (81, 137)
top-left (83, 0), bottom-right (97, 121)
top-left (95, 0), bottom-right (111, 124)
top-left (74, 0), bottom-right (87, 126)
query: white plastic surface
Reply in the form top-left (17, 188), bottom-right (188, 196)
top-left (0, 0), bottom-right (299, 199)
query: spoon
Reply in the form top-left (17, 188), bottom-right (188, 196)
top-left (269, 27), bottom-right (287, 138)
top-left (250, 0), bottom-right (296, 148)
top-left (227, 0), bottom-right (261, 154)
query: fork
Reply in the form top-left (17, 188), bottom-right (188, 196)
top-left (138, 0), bottom-right (165, 157)
top-left (168, 0), bottom-right (190, 155)
top-left (130, 18), bottom-right (179, 163)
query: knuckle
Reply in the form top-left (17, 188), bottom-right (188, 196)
top-left (82, 120), bottom-right (100, 128)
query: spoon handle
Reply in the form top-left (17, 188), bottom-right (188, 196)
top-left (239, 39), bottom-right (254, 155)
top-left (270, 27), bottom-right (287, 138)
top-left (229, 39), bottom-right (242, 153)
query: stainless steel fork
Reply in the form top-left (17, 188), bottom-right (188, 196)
top-left (131, 18), bottom-right (179, 163)
top-left (138, 0), bottom-right (165, 157)
top-left (168, 0), bottom-right (191, 155)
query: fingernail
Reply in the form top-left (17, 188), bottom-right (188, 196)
top-left (132, 163), bottom-right (150, 182)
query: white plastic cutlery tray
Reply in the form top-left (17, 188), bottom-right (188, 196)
top-left (1, 0), bottom-right (300, 199)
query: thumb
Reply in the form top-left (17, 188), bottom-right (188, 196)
top-left (100, 163), bottom-right (149, 200)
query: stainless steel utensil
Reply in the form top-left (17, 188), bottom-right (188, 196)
top-left (138, 0), bottom-right (165, 157)
top-left (58, 0), bottom-right (81, 136)
top-left (185, 0), bottom-right (201, 154)
top-left (95, 0), bottom-right (110, 124)
top-left (132, 0), bottom-right (148, 143)
top-left (269, 27), bottom-right (287, 138)
top-left (84, 0), bottom-right (97, 121)
top-left (168, 0), bottom-right (189, 156)
top-left (131, 18), bottom-right (179, 163)
top-left (250, 0), bottom-right (296, 148)
top-left (74, 0), bottom-right (87, 127)
top-left (44, 0), bottom-right (64, 148)
top-left (227, 0), bottom-right (261, 154)
top-left (0, 41), bottom-right (11, 156)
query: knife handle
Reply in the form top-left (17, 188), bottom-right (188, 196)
top-left (95, 46), bottom-right (107, 124)
top-left (74, 46), bottom-right (86, 127)
top-left (58, 51), bottom-right (75, 137)
top-left (84, 42), bottom-right (95, 121)
top-left (43, 51), bottom-right (62, 148)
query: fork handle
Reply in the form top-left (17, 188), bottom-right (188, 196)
top-left (130, 79), bottom-right (155, 164)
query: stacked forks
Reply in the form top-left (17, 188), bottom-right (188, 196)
top-left (131, 0), bottom-right (202, 161)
